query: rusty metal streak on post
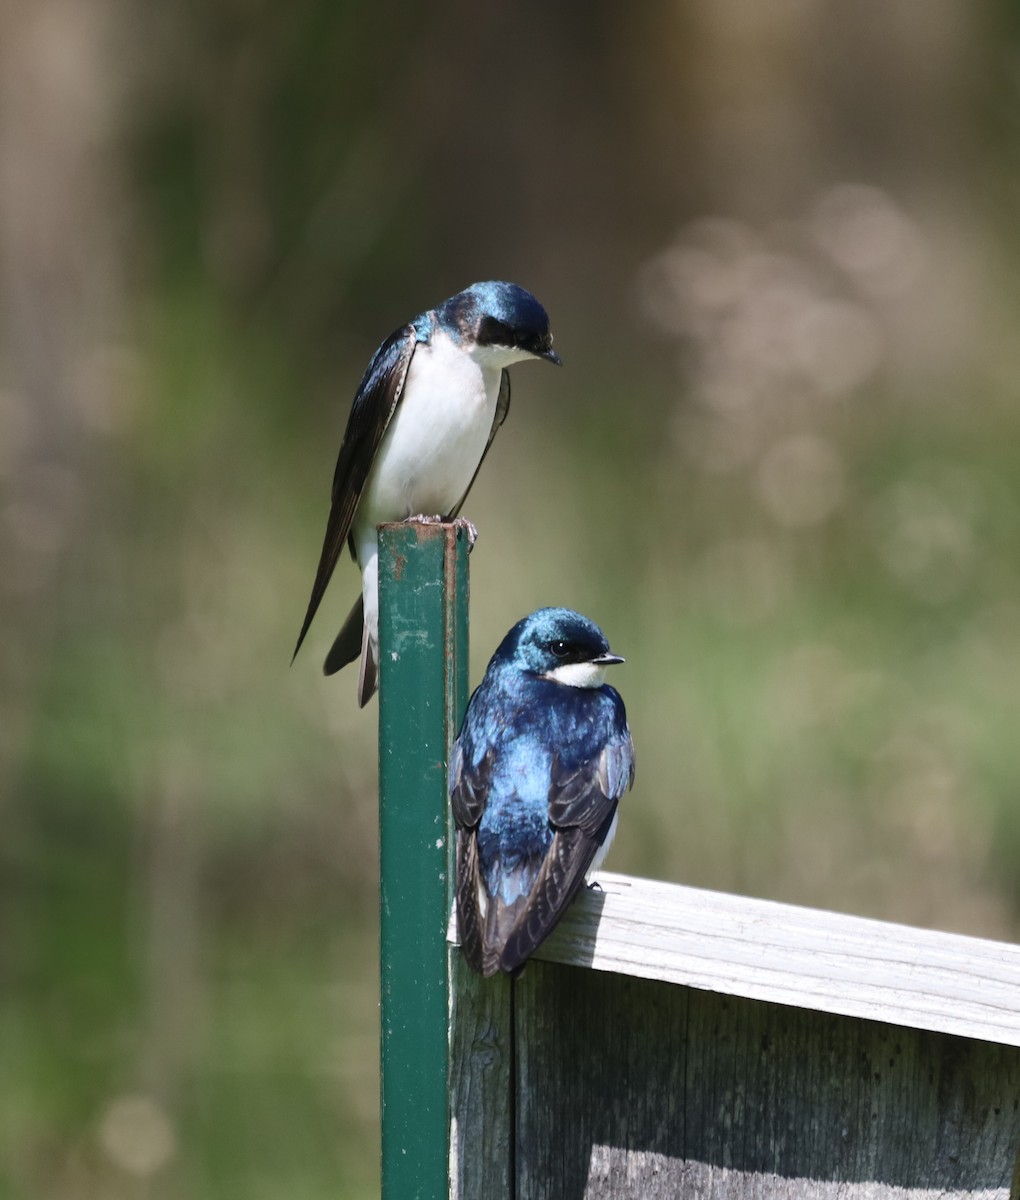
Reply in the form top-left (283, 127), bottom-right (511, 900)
top-left (377, 522), bottom-right (469, 1200)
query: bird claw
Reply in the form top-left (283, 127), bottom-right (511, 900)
top-left (587, 879), bottom-right (604, 892)
top-left (402, 513), bottom-right (478, 551)
top-left (402, 514), bottom-right (444, 526)
top-left (452, 517), bottom-right (478, 550)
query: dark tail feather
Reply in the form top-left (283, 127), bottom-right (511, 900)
top-left (356, 621), bottom-right (378, 708)
top-left (323, 595), bottom-right (377, 706)
top-left (323, 595), bottom-right (364, 676)
top-left (483, 895), bottom-right (528, 977)
top-left (498, 830), bottom-right (594, 975)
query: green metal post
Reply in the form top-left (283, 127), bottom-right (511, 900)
top-left (377, 522), bottom-right (470, 1200)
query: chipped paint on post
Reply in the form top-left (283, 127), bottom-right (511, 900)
top-left (377, 522), bottom-right (469, 1200)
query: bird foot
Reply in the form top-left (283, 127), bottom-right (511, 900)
top-left (451, 517), bottom-right (478, 549)
top-left (402, 513), bottom-right (444, 526)
top-left (402, 513), bottom-right (478, 550)
top-left (587, 879), bottom-right (604, 893)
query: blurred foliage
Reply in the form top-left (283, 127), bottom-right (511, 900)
top-left (3, 0), bottom-right (1020, 1196)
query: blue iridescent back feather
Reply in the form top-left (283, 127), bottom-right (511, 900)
top-left (470, 678), bottom-right (628, 904)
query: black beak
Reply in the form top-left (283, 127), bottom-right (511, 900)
top-left (541, 347), bottom-right (562, 366)
top-left (592, 652), bottom-right (624, 666)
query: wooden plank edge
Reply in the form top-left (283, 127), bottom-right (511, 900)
top-left (447, 871), bottom-right (1020, 1048)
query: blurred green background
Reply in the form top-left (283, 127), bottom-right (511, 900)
top-left (4, 1), bottom-right (1020, 1195)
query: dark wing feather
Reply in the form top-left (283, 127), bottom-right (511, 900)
top-left (449, 742), bottom-right (494, 831)
top-left (454, 828), bottom-right (486, 975)
top-left (547, 738), bottom-right (635, 835)
top-left (498, 732), bottom-right (634, 975)
top-left (450, 743), bottom-right (497, 975)
top-left (292, 324), bottom-right (418, 661)
top-left (448, 369), bottom-right (511, 519)
top-left (497, 825), bottom-right (600, 976)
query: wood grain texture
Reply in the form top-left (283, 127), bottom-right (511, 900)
top-left (514, 961), bottom-right (1020, 1199)
top-left (523, 871), bottom-right (1020, 1049)
top-left (448, 951), bottom-right (512, 1200)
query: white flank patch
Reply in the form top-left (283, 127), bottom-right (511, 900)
top-left (587, 811), bottom-right (619, 876)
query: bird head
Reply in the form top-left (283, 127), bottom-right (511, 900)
top-left (441, 281), bottom-right (561, 366)
top-left (498, 606), bottom-right (624, 689)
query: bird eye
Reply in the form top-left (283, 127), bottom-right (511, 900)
top-left (550, 640), bottom-right (570, 658)
top-left (478, 316), bottom-right (512, 347)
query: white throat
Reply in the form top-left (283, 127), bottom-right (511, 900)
top-left (469, 342), bottom-right (541, 370)
top-left (542, 661), bottom-right (608, 689)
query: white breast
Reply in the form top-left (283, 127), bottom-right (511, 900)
top-left (353, 327), bottom-right (536, 668)
top-left (356, 328), bottom-right (503, 530)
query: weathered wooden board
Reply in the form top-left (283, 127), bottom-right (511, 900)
top-left (448, 872), bottom-right (1020, 1197)
top-left (449, 953), bottom-right (511, 1200)
top-left (515, 961), bottom-right (1020, 1199)
top-left (528, 871), bottom-right (1020, 1049)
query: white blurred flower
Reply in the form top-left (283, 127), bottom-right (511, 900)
top-left (811, 183), bottom-right (927, 299)
top-left (99, 1094), bottom-right (177, 1177)
top-left (757, 434), bottom-right (845, 528)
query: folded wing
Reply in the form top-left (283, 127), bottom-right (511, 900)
top-left (292, 324), bottom-right (418, 661)
top-left (497, 733), bottom-right (634, 975)
top-left (452, 722), bottom-right (635, 978)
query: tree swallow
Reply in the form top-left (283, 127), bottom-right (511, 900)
top-left (293, 281), bottom-right (560, 706)
top-left (449, 607), bottom-right (635, 977)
